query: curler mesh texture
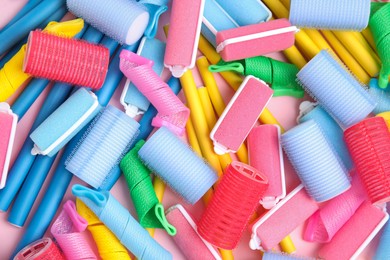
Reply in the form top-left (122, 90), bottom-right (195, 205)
top-left (369, 78), bottom-right (390, 115)
top-left (14, 238), bottom-right (65, 260)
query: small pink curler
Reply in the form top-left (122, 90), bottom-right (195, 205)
top-left (14, 238), bottom-right (65, 260)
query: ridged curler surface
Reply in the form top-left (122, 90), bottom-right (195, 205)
top-left (369, 78), bottom-right (390, 115)
top-left (24, 30), bottom-right (109, 90)
top-left (289, 0), bottom-right (371, 31)
top-left (119, 50), bottom-right (189, 135)
top-left (66, 0), bottom-right (149, 44)
top-left (281, 120), bottom-right (350, 202)
top-left (344, 117), bottom-right (390, 205)
top-left (297, 50), bottom-right (376, 129)
top-left (138, 127), bottom-right (218, 204)
top-left (66, 105), bottom-right (140, 189)
top-left (198, 161), bottom-right (268, 249)
top-left (13, 238), bottom-right (65, 260)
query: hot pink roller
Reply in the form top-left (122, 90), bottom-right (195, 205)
top-left (249, 184), bottom-right (319, 251)
top-left (210, 76), bottom-right (273, 155)
top-left (164, 0), bottom-right (205, 77)
top-left (248, 125), bottom-right (285, 209)
top-left (216, 18), bottom-right (297, 61)
top-left (0, 102), bottom-right (17, 189)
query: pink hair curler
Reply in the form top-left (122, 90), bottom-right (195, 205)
top-left (13, 238), bottom-right (65, 260)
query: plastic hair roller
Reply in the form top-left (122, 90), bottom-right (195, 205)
top-left (216, 18), bottom-right (297, 62)
top-left (65, 105), bottom-right (140, 189)
top-left (30, 88), bottom-right (101, 157)
top-left (369, 78), bottom-right (390, 115)
top-left (138, 0), bottom-right (168, 38)
top-left (13, 238), bottom-right (65, 260)
top-left (281, 120), bottom-right (350, 202)
top-left (375, 220), bottom-right (390, 259)
top-left (210, 76), bottom-right (273, 155)
top-left (138, 127), bottom-right (218, 204)
top-left (66, 0), bottom-right (150, 44)
top-left (198, 161), bottom-right (268, 249)
top-left (344, 117), bottom-right (390, 205)
top-left (24, 30), bottom-right (109, 90)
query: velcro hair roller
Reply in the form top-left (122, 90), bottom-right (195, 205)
top-left (216, 18), bottom-right (297, 62)
top-left (198, 161), bottom-right (268, 249)
top-left (201, 0), bottom-right (238, 47)
top-left (30, 88), bottom-right (101, 157)
top-left (248, 125), bottom-right (286, 209)
top-left (214, 0), bottom-right (271, 26)
top-left (121, 37), bottom-right (166, 117)
top-left (369, 78), bottom-right (390, 115)
top-left (281, 120), bottom-right (350, 202)
top-left (375, 219), bottom-right (390, 259)
top-left (50, 200), bottom-right (96, 260)
top-left (289, 0), bottom-right (370, 31)
top-left (120, 140), bottom-right (176, 235)
top-left (297, 50), bottom-right (376, 129)
top-left (304, 174), bottom-right (366, 243)
top-left (138, 0), bottom-right (168, 38)
top-left (250, 185), bottom-right (319, 251)
top-left (13, 238), bottom-right (65, 260)
top-left (210, 76), bottom-right (273, 155)
top-left (120, 50), bottom-right (190, 135)
top-left (24, 30), bottom-right (109, 90)
top-left (65, 105), bottom-right (140, 189)
top-left (209, 56), bottom-right (304, 98)
top-left (377, 111), bottom-right (390, 131)
top-left (0, 103), bottom-right (17, 189)
top-left (66, 0), bottom-right (150, 45)
top-left (164, 0), bottom-right (205, 77)
top-left (318, 202), bottom-right (389, 260)
top-left (370, 3), bottom-right (390, 88)
top-left (138, 127), bottom-right (218, 204)
top-left (344, 117), bottom-right (390, 205)
top-left (298, 102), bottom-right (353, 170)
top-left (165, 204), bottom-right (221, 260)
top-left (72, 184), bottom-right (172, 260)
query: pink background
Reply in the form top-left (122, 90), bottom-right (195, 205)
top-left (0, 1), bottom-right (381, 259)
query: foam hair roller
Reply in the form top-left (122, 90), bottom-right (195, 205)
top-left (120, 50), bottom-right (190, 135)
top-left (66, 0), bottom-right (150, 44)
top-left (281, 120), bottom-right (350, 202)
top-left (138, 127), bottom-right (218, 204)
top-left (198, 161), bottom-right (268, 249)
top-left (50, 200), bottom-right (96, 260)
top-left (297, 50), bottom-right (376, 129)
top-left (210, 76), bottom-right (273, 155)
top-left (65, 105), bottom-right (140, 189)
top-left (139, 0), bottom-right (168, 38)
top-left (121, 37), bottom-right (166, 117)
top-left (24, 30), bottom-right (109, 90)
top-left (164, 0), bottom-right (205, 77)
top-left (72, 184), bottom-right (172, 260)
top-left (250, 185), bottom-right (319, 251)
top-left (344, 117), bottom-right (390, 205)
top-left (30, 88), bottom-right (101, 157)
top-left (318, 202), bottom-right (388, 260)
top-left (369, 78), bottom-right (390, 115)
top-left (298, 102), bottom-right (353, 170)
top-left (13, 238), bottom-right (65, 260)
top-left (165, 205), bottom-right (221, 260)
top-left (375, 220), bottom-right (390, 259)
top-left (209, 56), bottom-right (304, 98)
top-left (120, 140), bottom-right (176, 235)
top-left (216, 19), bottom-right (297, 62)
top-left (289, 0), bottom-right (370, 31)
top-left (248, 125), bottom-right (286, 209)
top-left (0, 103), bottom-right (17, 189)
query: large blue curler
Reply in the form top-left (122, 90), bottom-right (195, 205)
top-left (138, 127), bottom-right (218, 204)
top-left (72, 184), bottom-right (172, 259)
top-left (297, 50), bottom-right (376, 129)
top-left (369, 78), bottom-right (390, 115)
top-left (202, 0), bottom-right (238, 47)
top-left (67, 0), bottom-right (149, 45)
top-left (139, 0), bottom-right (168, 38)
top-left (214, 0), bottom-right (271, 26)
top-left (298, 102), bottom-right (353, 170)
top-left (1, 0), bottom-right (42, 32)
top-left (289, 0), bottom-right (371, 31)
top-left (121, 37), bottom-right (166, 117)
top-left (375, 220), bottom-right (390, 260)
top-left (281, 120), bottom-right (351, 202)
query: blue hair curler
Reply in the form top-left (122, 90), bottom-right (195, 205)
top-left (139, 0), bottom-right (168, 38)
top-left (375, 220), bottom-right (390, 260)
top-left (1, 0), bottom-right (42, 32)
top-left (369, 78), bottom-right (390, 115)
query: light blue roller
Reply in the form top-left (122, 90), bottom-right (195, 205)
top-left (281, 120), bottom-right (351, 202)
top-left (138, 127), bottom-right (218, 204)
top-left (263, 251), bottom-right (313, 260)
top-left (122, 37), bottom-right (166, 117)
top-left (202, 0), bottom-right (238, 47)
top-left (139, 0), bottom-right (168, 38)
top-left (369, 78), bottom-right (390, 115)
top-left (375, 220), bottom-right (390, 260)
top-left (72, 184), bottom-right (172, 259)
top-left (297, 50), bottom-right (376, 129)
top-left (215, 0), bottom-right (271, 26)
